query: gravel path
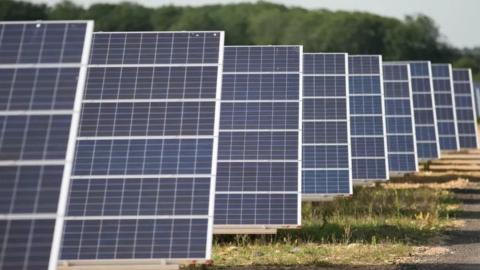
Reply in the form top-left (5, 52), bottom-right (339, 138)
top-left (399, 185), bottom-right (480, 270)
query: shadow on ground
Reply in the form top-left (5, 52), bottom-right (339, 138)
top-left (399, 264), bottom-right (480, 270)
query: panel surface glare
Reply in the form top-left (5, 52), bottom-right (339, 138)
top-left (382, 63), bottom-right (418, 173)
top-left (60, 31), bottom-right (224, 262)
top-left (302, 53), bottom-right (351, 197)
top-left (0, 21), bottom-right (93, 270)
top-left (431, 64), bottom-right (459, 151)
top-left (452, 68), bottom-right (479, 148)
top-left (408, 61), bottom-right (441, 159)
top-left (215, 46), bottom-right (302, 227)
top-left (348, 55), bottom-right (388, 181)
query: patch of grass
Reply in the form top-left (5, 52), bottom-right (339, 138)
top-left (212, 243), bottom-right (410, 267)
top-left (211, 184), bottom-right (458, 267)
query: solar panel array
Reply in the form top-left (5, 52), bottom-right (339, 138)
top-left (382, 63), bottom-right (418, 173)
top-left (215, 46), bottom-right (302, 227)
top-left (431, 64), bottom-right (459, 151)
top-left (58, 31), bottom-right (224, 263)
top-left (348, 55), bottom-right (389, 181)
top-left (452, 68), bottom-right (479, 148)
top-left (408, 61), bottom-right (441, 160)
top-left (302, 53), bottom-right (352, 197)
top-left (0, 21), bottom-right (93, 270)
top-left (2, 18), bottom-right (480, 270)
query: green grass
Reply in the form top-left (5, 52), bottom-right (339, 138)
top-left (210, 184), bottom-right (459, 268)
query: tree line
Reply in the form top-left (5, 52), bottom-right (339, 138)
top-left (1, 0), bottom-right (479, 79)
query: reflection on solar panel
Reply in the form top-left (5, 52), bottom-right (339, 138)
top-left (382, 63), bottom-right (418, 174)
top-left (302, 53), bottom-right (352, 198)
top-left (408, 61), bottom-right (441, 160)
top-left (348, 55), bottom-right (389, 181)
top-left (431, 64), bottom-right (459, 151)
top-left (215, 46), bottom-right (302, 228)
top-left (452, 68), bottom-right (479, 148)
top-left (57, 32), bottom-right (224, 264)
top-left (0, 21), bottom-right (93, 270)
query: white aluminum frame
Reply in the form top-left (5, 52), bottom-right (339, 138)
top-left (382, 62), bottom-right (419, 174)
top-left (48, 20), bottom-right (94, 270)
top-left (399, 61), bottom-right (442, 161)
top-left (431, 63), bottom-right (460, 152)
top-left (452, 68), bottom-right (480, 149)
top-left (349, 55), bottom-right (390, 182)
top-left (214, 45), bottom-right (303, 230)
top-left (50, 30), bottom-right (225, 266)
top-left (300, 52), bottom-right (353, 200)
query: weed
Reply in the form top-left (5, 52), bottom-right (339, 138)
top-left (211, 183), bottom-right (458, 267)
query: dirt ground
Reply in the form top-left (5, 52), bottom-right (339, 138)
top-left (396, 183), bottom-right (480, 270)
top-left (224, 182), bottom-right (480, 270)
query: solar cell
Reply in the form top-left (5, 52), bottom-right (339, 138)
top-left (302, 53), bottom-right (352, 198)
top-left (431, 64), bottom-right (459, 151)
top-left (215, 46), bottom-right (302, 229)
top-left (452, 68), bottom-right (479, 148)
top-left (348, 55), bottom-right (389, 181)
top-left (0, 21), bottom-right (94, 270)
top-left (407, 61), bottom-right (441, 160)
top-left (57, 31), bottom-right (224, 265)
top-left (382, 63), bottom-right (418, 174)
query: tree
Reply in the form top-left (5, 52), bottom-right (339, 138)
top-left (151, 5), bottom-right (183, 31)
top-left (0, 0), bottom-right (48, 20)
top-left (0, 0), bottom-right (477, 78)
top-left (49, 0), bottom-right (84, 20)
top-left (84, 2), bottom-right (153, 31)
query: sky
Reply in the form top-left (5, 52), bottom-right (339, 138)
top-left (27, 0), bottom-right (480, 48)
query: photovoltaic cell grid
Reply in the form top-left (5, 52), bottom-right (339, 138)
top-left (215, 46), bottom-right (302, 227)
top-left (408, 61), bottom-right (440, 160)
top-left (0, 21), bottom-right (93, 270)
top-left (382, 63), bottom-right (418, 173)
top-left (302, 53), bottom-right (352, 197)
top-left (452, 68), bottom-right (479, 148)
top-left (348, 55), bottom-right (389, 181)
top-left (431, 64), bottom-right (459, 151)
top-left (59, 31), bottom-right (224, 262)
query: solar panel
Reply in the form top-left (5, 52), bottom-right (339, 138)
top-left (0, 21), bottom-right (93, 270)
top-left (452, 68), bottom-right (479, 148)
top-left (348, 55), bottom-right (389, 181)
top-left (382, 63), bottom-right (418, 174)
top-left (57, 32), bottom-right (224, 265)
top-left (431, 63), bottom-right (459, 151)
top-left (302, 53), bottom-right (352, 198)
top-left (215, 46), bottom-right (302, 229)
top-left (408, 61), bottom-right (441, 160)
top-left (475, 83), bottom-right (480, 118)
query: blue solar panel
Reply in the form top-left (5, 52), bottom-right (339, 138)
top-left (348, 55), bottom-right (389, 181)
top-left (382, 63), bottom-right (418, 173)
top-left (431, 64), bottom-right (459, 151)
top-left (215, 46), bottom-right (302, 227)
top-left (59, 31), bottom-right (224, 263)
top-left (302, 53), bottom-right (351, 198)
top-left (408, 61), bottom-right (441, 160)
top-left (452, 68), bottom-right (479, 148)
top-left (0, 21), bottom-right (93, 270)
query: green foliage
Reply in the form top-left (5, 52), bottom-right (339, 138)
top-left (0, 0), bottom-right (479, 78)
top-left (0, 0), bottom-right (48, 20)
top-left (48, 0), bottom-right (84, 20)
top-left (85, 2), bottom-right (153, 31)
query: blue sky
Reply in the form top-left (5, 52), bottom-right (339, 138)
top-left (28, 0), bottom-right (480, 48)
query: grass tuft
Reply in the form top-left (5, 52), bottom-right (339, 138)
top-left (211, 183), bottom-right (460, 268)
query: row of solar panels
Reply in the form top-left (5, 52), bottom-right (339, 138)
top-left (0, 21), bottom-right (478, 270)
